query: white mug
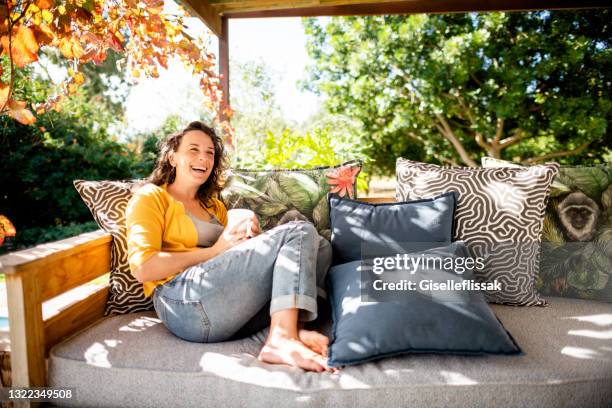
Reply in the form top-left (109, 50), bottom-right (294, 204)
top-left (226, 208), bottom-right (255, 237)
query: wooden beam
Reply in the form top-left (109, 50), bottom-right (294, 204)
top-left (0, 231), bottom-right (112, 302)
top-left (359, 197), bottom-right (395, 204)
top-left (0, 230), bottom-right (111, 276)
top-left (219, 0), bottom-right (609, 17)
top-left (218, 16), bottom-right (230, 122)
top-left (6, 273), bottom-right (46, 388)
top-left (38, 243), bottom-right (110, 302)
top-left (179, 0), bottom-right (223, 36)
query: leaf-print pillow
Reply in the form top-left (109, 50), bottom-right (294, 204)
top-left (220, 160), bottom-right (362, 241)
top-left (482, 158), bottom-right (612, 302)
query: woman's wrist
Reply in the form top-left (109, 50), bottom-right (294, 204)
top-left (200, 245), bottom-right (221, 261)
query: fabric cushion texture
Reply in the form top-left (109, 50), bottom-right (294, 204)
top-left (74, 179), bottom-right (153, 315)
top-left (395, 158), bottom-right (559, 306)
top-left (328, 192), bottom-right (457, 265)
top-left (48, 298), bottom-right (612, 408)
top-left (482, 158), bottom-right (612, 302)
top-left (220, 160), bottom-right (362, 241)
top-left (327, 242), bottom-right (521, 367)
top-left (51, 181), bottom-right (612, 406)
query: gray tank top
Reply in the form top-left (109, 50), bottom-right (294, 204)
top-left (185, 209), bottom-right (225, 248)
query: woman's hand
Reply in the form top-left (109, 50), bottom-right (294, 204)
top-left (212, 218), bottom-right (251, 254)
top-left (248, 214), bottom-right (261, 237)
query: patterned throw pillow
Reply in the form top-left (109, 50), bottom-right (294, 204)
top-left (74, 180), bottom-right (153, 315)
top-left (396, 159), bottom-right (559, 305)
top-left (220, 160), bottom-right (362, 241)
top-left (482, 158), bottom-right (612, 302)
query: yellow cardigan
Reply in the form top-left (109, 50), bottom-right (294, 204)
top-left (126, 183), bottom-right (228, 297)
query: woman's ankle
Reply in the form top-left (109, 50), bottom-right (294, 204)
top-left (268, 308), bottom-right (300, 340)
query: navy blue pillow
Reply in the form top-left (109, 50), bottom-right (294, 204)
top-left (327, 242), bottom-right (521, 367)
top-left (329, 192), bottom-right (457, 265)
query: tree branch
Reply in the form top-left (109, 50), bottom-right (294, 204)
top-left (10, 0), bottom-right (33, 27)
top-left (474, 132), bottom-right (489, 151)
top-left (498, 128), bottom-right (526, 149)
top-left (470, 73), bottom-right (484, 88)
top-left (455, 94), bottom-right (476, 125)
top-left (454, 93), bottom-right (493, 154)
top-left (493, 118), bottom-right (504, 145)
top-left (407, 130), bottom-right (458, 166)
top-left (434, 113), bottom-right (478, 167)
top-left (433, 154), bottom-right (459, 166)
top-left (523, 140), bottom-right (592, 164)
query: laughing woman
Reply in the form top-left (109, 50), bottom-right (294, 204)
top-left (126, 121), bottom-right (333, 372)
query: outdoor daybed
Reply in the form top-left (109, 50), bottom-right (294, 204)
top-left (1, 197), bottom-right (611, 408)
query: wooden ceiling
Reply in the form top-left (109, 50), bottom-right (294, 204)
top-left (179, 0), bottom-right (609, 36)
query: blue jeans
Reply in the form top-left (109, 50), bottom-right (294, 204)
top-left (152, 221), bottom-right (332, 343)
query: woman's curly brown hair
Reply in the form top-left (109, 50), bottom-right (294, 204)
top-left (147, 121), bottom-right (227, 207)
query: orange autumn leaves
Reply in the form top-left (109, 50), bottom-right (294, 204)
top-left (0, 24), bottom-right (39, 124)
top-left (1, 0), bottom-right (228, 131)
top-left (1, 25), bottom-right (40, 68)
top-left (1, 1), bottom-right (53, 123)
top-left (0, 215), bottom-right (16, 246)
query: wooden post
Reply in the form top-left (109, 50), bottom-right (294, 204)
top-left (6, 273), bottom-right (46, 388)
top-left (218, 16), bottom-right (230, 123)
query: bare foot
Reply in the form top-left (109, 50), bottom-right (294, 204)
top-left (298, 329), bottom-right (329, 357)
top-left (258, 334), bottom-right (330, 372)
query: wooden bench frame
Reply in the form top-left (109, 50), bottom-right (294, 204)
top-left (0, 197), bottom-right (393, 389)
top-left (0, 230), bottom-right (112, 389)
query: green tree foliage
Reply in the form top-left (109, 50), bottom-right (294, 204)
top-left (128, 114), bottom-right (184, 177)
top-left (229, 60), bottom-right (292, 167)
top-left (230, 59), bottom-right (373, 186)
top-left (303, 11), bottom-right (611, 174)
top-left (0, 58), bottom-right (140, 251)
top-left (261, 125), bottom-right (371, 193)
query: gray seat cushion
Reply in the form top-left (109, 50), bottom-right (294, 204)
top-left (48, 297), bottom-right (612, 408)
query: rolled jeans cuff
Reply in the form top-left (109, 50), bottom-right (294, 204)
top-left (270, 294), bottom-right (318, 322)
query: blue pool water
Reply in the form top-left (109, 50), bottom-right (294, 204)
top-left (0, 317), bottom-right (8, 329)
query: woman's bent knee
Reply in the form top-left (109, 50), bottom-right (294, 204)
top-left (288, 220), bottom-right (318, 236)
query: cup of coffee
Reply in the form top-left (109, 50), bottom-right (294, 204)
top-left (226, 208), bottom-right (255, 237)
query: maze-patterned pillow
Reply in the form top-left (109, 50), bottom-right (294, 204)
top-left (221, 160), bottom-right (362, 241)
top-left (74, 180), bottom-right (153, 315)
top-left (396, 159), bottom-right (559, 305)
top-left (482, 158), bottom-right (612, 302)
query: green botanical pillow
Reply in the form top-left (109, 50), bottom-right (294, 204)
top-left (220, 160), bottom-right (362, 241)
top-left (482, 158), bottom-right (612, 302)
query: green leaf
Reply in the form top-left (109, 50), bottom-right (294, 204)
top-left (557, 167), bottom-right (609, 200)
top-left (252, 173), bottom-right (271, 193)
top-left (265, 178), bottom-right (290, 204)
top-left (567, 264), bottom-right (608, 291)
top-left (549, 179), bottom-right (572, 198)
top-left (278, 173), bottom-right (320, 216)
top-left (224, 178), bottom-right (264, 200)
top-left (257, 202), bottom-right (288, 217)
top-left (312, 196), bottom-right (329, 230)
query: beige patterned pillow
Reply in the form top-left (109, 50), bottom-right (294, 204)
top-left (396, 159), bottom-right (559, 305)
top-left (74, 180), bottom-right (153, 315)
